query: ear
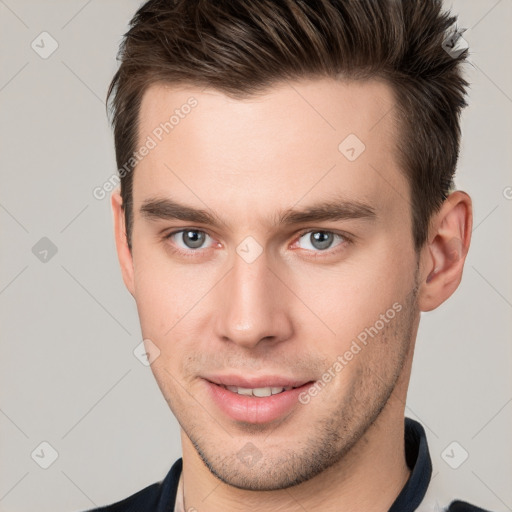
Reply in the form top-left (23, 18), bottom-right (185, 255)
top-left (418, 191), bottom-right (473, 312)
top-left (111, 188), bottom-right (135, 297)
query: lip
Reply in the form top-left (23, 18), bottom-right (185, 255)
top-left (203, 376), bottom-right (315, 424)
top-left (204, 374), bottom-right (310, 389)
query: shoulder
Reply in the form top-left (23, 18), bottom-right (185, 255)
top-left (447, 500), bottom-right (496, 512)
top-left (82, 458), bottom-right (183, 512)
top-left (85, 482), bottom-right (161, 512)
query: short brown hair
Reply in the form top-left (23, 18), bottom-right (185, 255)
top-left (107, 0), bottom-right (469, 251)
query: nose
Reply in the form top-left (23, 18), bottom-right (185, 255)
top-left (213, 250), bottom-right (294, 350)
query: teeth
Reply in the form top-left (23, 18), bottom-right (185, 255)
top-left (224, 385), bottom-right (292, 397)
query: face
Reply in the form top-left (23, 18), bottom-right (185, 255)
top-left (117, 78), bottom-right (422, 490)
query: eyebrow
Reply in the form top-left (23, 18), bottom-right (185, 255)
top-left (139, 196), bottom-right (376, 228)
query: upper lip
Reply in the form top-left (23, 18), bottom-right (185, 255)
top-left (204, 375), bottom-right (313, 389)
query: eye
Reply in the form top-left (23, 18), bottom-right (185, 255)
top-left (167, 229), bottom-right (214, 251)
top-left (296, 230), bottom-right (347, 252)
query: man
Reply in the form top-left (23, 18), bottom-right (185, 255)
top-left (88, 0), bottom-right (491, 510)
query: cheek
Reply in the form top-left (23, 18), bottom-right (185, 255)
top-left (131, 253), bottom-right (184, 339)
top-left (292, 240), bottom-right (415, 345)
top-left (131, 250), bottom-right (218, 365)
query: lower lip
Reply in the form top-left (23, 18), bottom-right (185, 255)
top-left (204, 380), bottom-right (314, 424)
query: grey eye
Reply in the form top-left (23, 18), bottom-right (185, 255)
top-left (298, 231), bottom-right (342, 251)
top-left (173, 230), bottom-right (210, 249)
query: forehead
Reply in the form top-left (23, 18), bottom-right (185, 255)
top-left (133, 77), bottom-right (408, 228)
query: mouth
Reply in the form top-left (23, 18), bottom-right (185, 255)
top-left (203, 376), bottom-right (315, 424)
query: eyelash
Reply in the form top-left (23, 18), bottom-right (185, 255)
top-left (163, 228), bottom-right (352, 259)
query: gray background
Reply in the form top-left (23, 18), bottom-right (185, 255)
top-left (0, 1), bottom-right (511, 511)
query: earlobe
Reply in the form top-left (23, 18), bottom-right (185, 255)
top-left (111, 189), bottom-right (135, 297)
top-left (418, 191), bottom-right (472, 312)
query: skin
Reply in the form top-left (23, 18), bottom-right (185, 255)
top-left (111, 77), bottom-right (472, 512)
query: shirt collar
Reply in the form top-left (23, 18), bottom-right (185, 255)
top-left (388, 417), bottom-right (433, 511)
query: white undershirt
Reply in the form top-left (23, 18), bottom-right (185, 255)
top-left (173, 472), bottom-right (185, 512)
